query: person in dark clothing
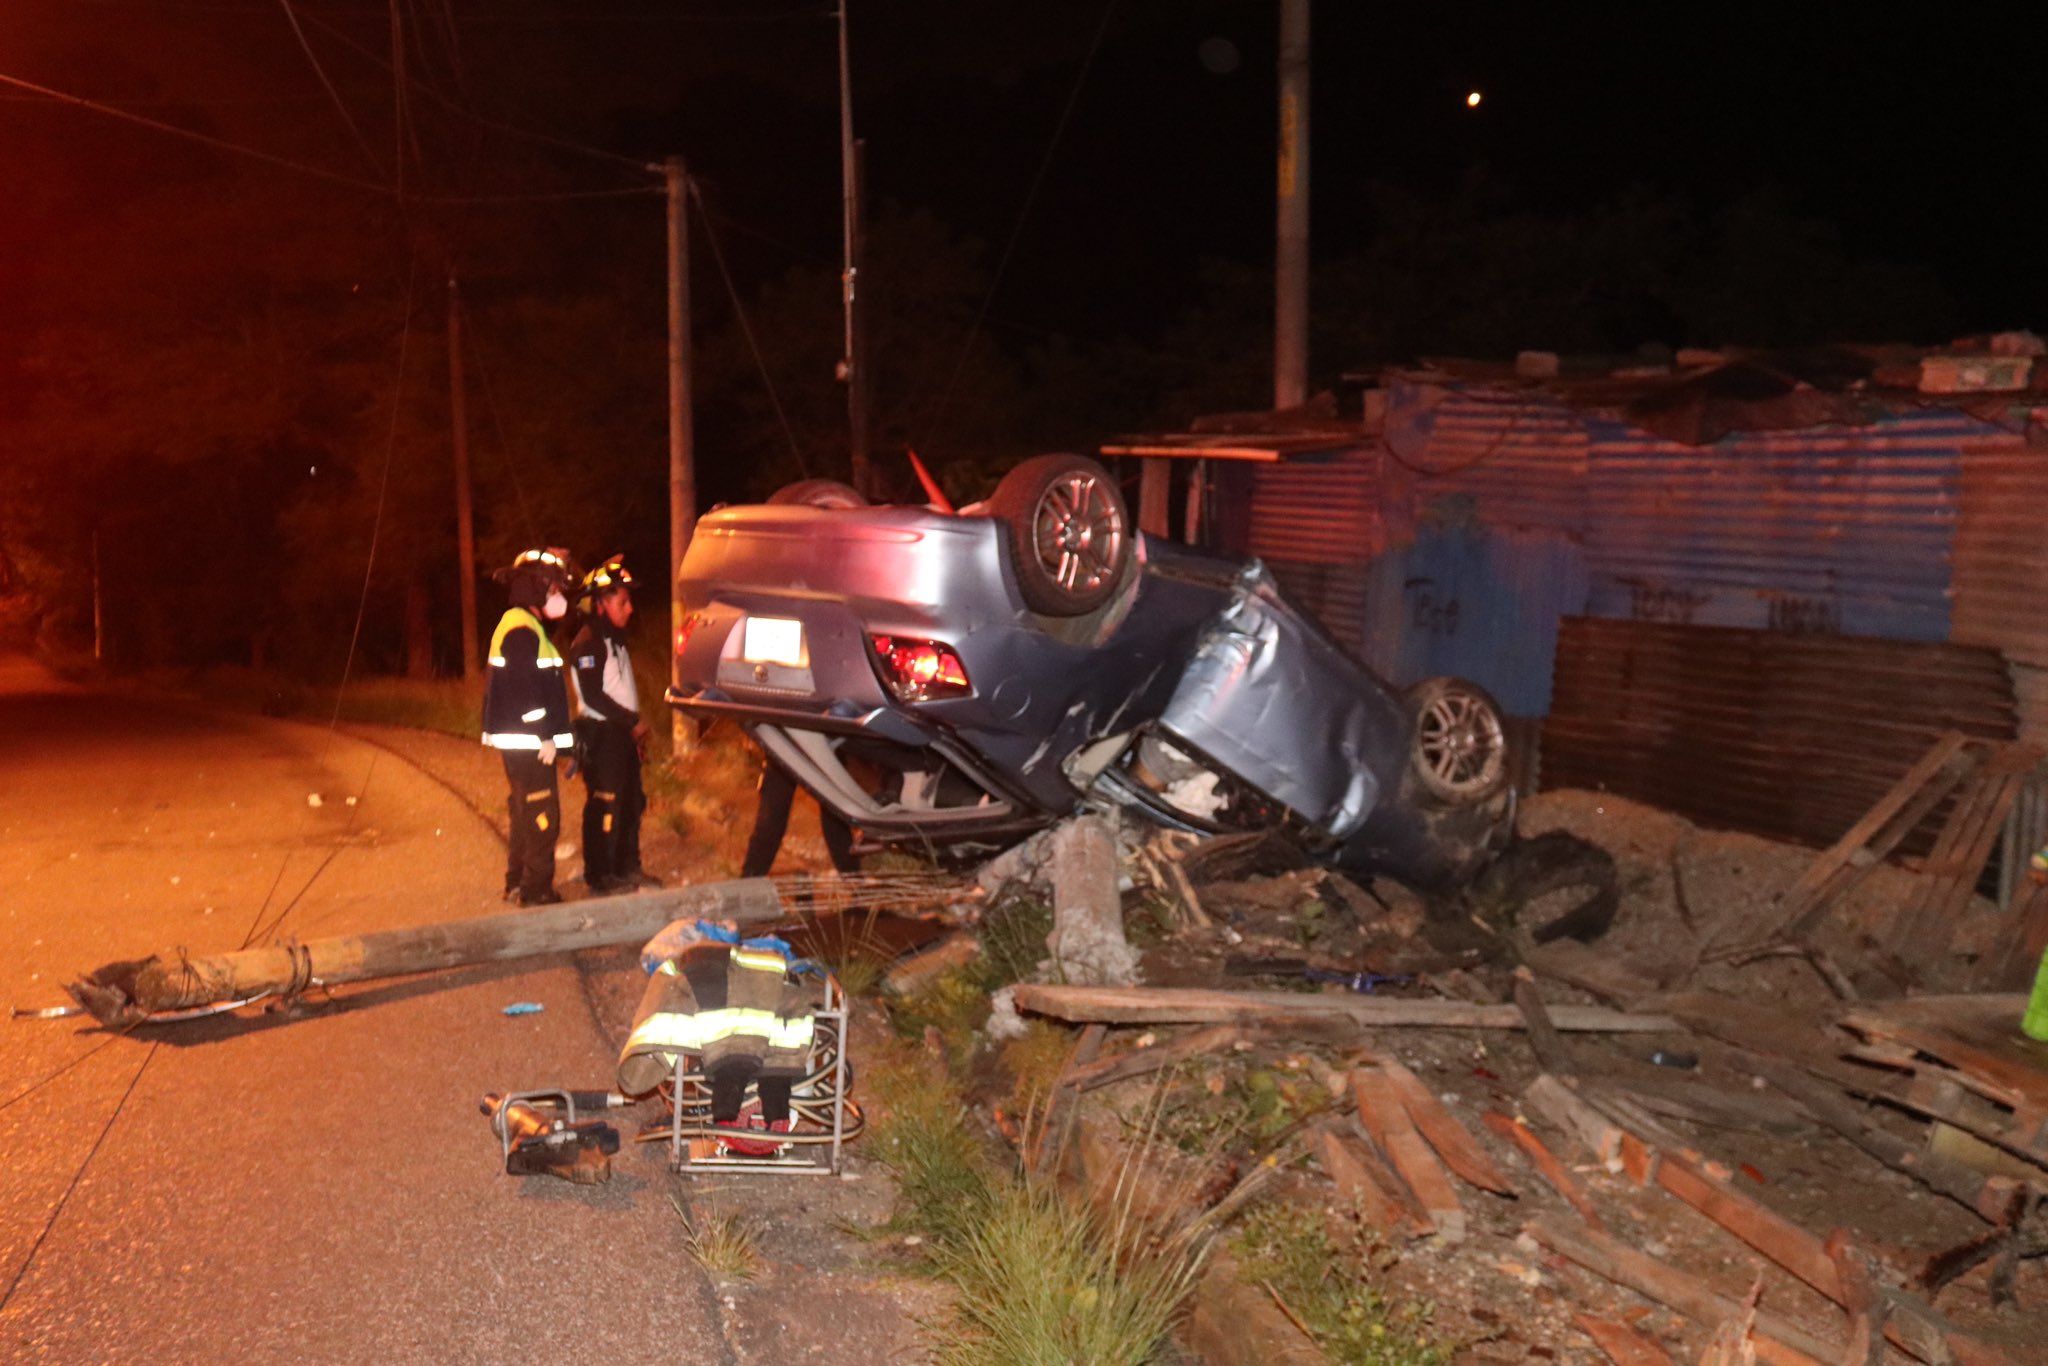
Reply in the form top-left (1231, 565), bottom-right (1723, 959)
top-left (483, 548), bottom-right (576, 906)
top-left (739, 755), bottom-right (858, 878)
top-left (569, 556), bottom-right (659, 893)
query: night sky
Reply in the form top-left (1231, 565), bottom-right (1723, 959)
top-left (5, 1), bottom-right (2044, 349)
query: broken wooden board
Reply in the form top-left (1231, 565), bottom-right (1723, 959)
top-left (1065, 1024), bottom-right (1244, 1092)
top-left (1377, 1059), bottom-right (1515, 1195)
top-left (1527, 1215), bottom-right (1840, 1364)
top-left (1772, 731), bottom-right (1973, 948)
top-left (1009, 984), bottom-right (1680, 1033)
top-left (1572, 1312), bottom-right (1674, 1365)
top-left (1842, 994), bottom-right (2048, 1120)
top-left (1318, 1127), bottom-right (1431, 1240)
top-left (1351, 1068), bottom-right (1465, 1240)
top-left (1887, 745), bottom-right (2039, 967)
top-left (1483, 1110), bottom-right (1603, 1231)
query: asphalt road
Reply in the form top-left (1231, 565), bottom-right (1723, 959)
top-left (0, 658), bottom-right (724, 1360)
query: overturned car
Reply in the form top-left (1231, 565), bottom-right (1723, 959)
top-left (667, 454), bottom-right (1559, 905)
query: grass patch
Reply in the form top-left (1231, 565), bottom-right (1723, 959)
top-left (670, 1194), bottom-right (765, 1282)
top-left (885, 888), bottom-right (1055, 1065)
top-left (1231, 1202), bottom-right (1443, 1365)
top-left (998, 1020), bottom-right (1079, 1116)
top-left (863, 1036), bottom-right (1209, 1364)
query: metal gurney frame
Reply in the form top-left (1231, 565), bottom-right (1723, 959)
top-left (665, 972), bottom-right (853, 1176)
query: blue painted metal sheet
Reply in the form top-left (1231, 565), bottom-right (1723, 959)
top-left (1378, 379), bottom-right (1589, 541)
top-left (1359, 513), bottom-right (1588, 717)
top-left (1581, 411), bottom-right (1979, 642)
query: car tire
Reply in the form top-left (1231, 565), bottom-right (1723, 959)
top-left (1405, 676), bottom-right (1509, 804)
top-left (989, 453), bottom-right (1131, 616)
top-left (767, 478), bottom-right (868, 509)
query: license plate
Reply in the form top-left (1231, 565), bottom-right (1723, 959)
top-left (741, 616), bottom-right (805, 667)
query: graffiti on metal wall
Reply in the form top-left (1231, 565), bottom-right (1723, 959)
top-left (1403, 577), bottom-right (1461, 636)
top-left (1766, 595), bottom-right (1842, 635)
top-left (1623, 580), bottom-right (1710, 625)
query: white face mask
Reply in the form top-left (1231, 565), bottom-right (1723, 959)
top-left (542, 590), bottom-right (568, 620)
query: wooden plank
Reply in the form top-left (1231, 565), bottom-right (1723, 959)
top-left (1066, 1024), bottom-right (1241, 1092)
top-left (1008, 983), bottom-right (1680, 1033)
top-left (1512, 966), bottom-right (1575, 1075)
top-left (1483, 1110), bottom-right (1603, 1230)
top-left (1029, 1023), bottom-right (1106, 1176)
top-left (1572, 1313), bottom-right (1674, 1365)
top-left (1378, 1059), bottom-right (1515, 1195)
top-left (1352, 1068), bottom-right (1464, 1240)
top-left (1778, 732), bottom-right (1969, 933)
top-left (1825, 1233), bottom-right (1885, 1366)
top-left (1527, 1215), bottom-right (1840, 1364)
top-left (1318, 1128), bottom-right (1430, 1240)
top-left (1845, 994), bottom-right (2048, 1115)
top-left (1980, 879), bottom-right (2048, 990)
top-left (1524, 1073), bottom-right (1623, 1167)
top-left (1894, 763), bottom-right (2028, 964)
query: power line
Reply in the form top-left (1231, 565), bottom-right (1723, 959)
top-left (913, 0), bottom-right (1119, 450)
top-left (0, 68), bottom-right (654, 204)
top-left (0, 1041), bottom-right (162, 1315)
top-left (0, 69), bottom-right (389, 193)
top-left (691, 178), bottom-right (808, 472)
top-left (298, 8), bottom-right (653, 175)
top-left (277, 0), bottom-right (387, 178)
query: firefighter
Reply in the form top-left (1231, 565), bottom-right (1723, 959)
top-left (568, 555), bottom-right (659, 893)
top-left (483, 548), bottom-right (576, 906)
top-left (617, 925), bottom-right (815, 1146)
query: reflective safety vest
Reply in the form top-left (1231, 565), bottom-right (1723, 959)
top-left (482, 607), bottom-right (574, 751)
top-left (617, 943), bottom-right (817, 1096)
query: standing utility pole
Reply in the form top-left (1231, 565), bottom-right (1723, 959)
top-left (447, 275), bottom-right (479, 681)
top-left (665, 156), bottom-right (697, 754)
top-left (837, 1), bottom-right (872, 495)
top-left (1274, 0), bottom-right (1311, 412)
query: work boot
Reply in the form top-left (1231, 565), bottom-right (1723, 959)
top-left (619, 869), bottom-right (665, 890)
top-left (514, 888), bottom-right (562, 907)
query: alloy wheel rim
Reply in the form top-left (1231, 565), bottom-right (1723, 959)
top-left (1418, 692), bottom-right (1504, 791)
top-left (1032, 472), bottom-right (1125, 595)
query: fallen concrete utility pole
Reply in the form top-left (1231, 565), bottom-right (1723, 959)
top-left (68, 879), bottom-right (786, 1028)
top-left (1009, 984), bottom-right (1680, 1033)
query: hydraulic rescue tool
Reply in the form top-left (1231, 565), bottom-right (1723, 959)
top-left (480, 1089), bottom-right (625, 1184)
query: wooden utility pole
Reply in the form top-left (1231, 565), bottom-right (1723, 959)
top-left (447, 274), bottom-right (479, 681)
top-left (1274, 0), bottom-right (1311, 411)
top-left (665, 156), bottom-right (697, 755)
top-left (837, 1), bottom-right (872, 496)
top-left (67, 879), bottom-right (787, 1026)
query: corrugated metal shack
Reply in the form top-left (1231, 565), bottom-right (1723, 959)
top-left (1105, 343), bottom-right (2048, 858)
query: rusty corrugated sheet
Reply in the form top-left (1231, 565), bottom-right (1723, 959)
top-left (1950, 431), bottom-right (2048, 741)
top-left (1542, 617), bottom-right (2017, 848)
top-left (1246, 447), bottom-right (1379, 567)
top-left (1581, 411), bottom-right (1983, 641)
top-left (1378, 379), bottom-right (1588, 538)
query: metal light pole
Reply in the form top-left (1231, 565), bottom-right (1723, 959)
top-left (447, 274), bottom-right (479, 681)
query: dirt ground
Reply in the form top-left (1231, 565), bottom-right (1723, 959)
top-left (1088, 788), bottom-right (2048, 1362)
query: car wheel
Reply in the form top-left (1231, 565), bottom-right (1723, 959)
top-left (989, 453), bottom-right (1131, 615)
top-left (767, 478), bottom-right (868, 509)
top-left (1406, 677), bottom-right (1509, 804)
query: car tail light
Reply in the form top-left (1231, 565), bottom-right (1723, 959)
top-left (675, 612), bottom-right (704, 656)
top-left (869, 634), bottom-right (971, 702)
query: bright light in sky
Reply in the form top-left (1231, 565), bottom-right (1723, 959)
top-left (1466, 90), bottom-right (1483, 108)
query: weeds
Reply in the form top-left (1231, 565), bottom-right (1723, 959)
top-left (669, 1194), bottom-right (765, 1283)
top-left (864, 1037), bottom-right (1210, 1364)
top-left (1231, 1202), bottom-right (1443, 1365)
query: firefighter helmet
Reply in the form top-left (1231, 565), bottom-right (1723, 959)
top-left (494, 547), bottom-right (574, 611)
top-left (578, 555), bottom-right (634, 616)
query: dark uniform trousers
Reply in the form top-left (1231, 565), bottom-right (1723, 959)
top-left (579, 720), bottom-right (646, 888)
top-left (741, 760), bottom-right (856, 878)
top-left (502, 751), bottom-right (560, 899)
